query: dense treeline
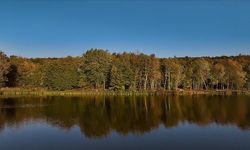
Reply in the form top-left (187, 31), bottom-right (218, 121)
top-left (0, 49), bottom-right (249, 91)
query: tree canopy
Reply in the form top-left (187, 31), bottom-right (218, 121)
top-left (0, 50), bottom-right (249, 91)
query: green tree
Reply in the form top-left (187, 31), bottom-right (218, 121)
top-left (109, 53), bottom-right (134, 90)
top-left (0, 51), bottom-right (10, 87)
top-left (80, 49), bottom-right (112, 89)
top-left (109, 65), bottom-right (124, 90)
top-left (43, 57), bottom-right (80, 90)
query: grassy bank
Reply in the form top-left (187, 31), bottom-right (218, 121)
top-left (0, 88), bottom-right (250, 97)
top-left (0, 88), bottom-right (149, 96)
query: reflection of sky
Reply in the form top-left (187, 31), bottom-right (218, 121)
top-left (0, 122), bottom-right (250, 150)
top-left (0, 0), bottom-right (250, 58)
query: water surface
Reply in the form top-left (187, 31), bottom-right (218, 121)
top-left (0, 96), bottom-right (250, 150)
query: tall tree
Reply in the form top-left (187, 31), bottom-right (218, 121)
top-left (109, 53), bottom-right (134, 90)
top-left (182, 59), bottom-right (194, 90)
top-left (161, 58), bottom-right (183, 90)
top-left (0, 51), bottom-right (10, 87)
top-left (148, 56), bottom-right (161, 90)
top-left (136, 54), bottom-right (158, 90)
top-left (192, 58), bottom-right (210, 90)
top-left (80, 49), bottom-right (112, 89)
top-left (224, 59), bottom-right (246, 89)
top-left (109, 64), bottom-right (124, 90)
top-left (210, 63), bottom-right (225, 89)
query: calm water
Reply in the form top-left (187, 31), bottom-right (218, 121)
top-left (0, 96), bottom-right (250, 150)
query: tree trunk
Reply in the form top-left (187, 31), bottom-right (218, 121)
top-left (144, 74), bottom-right (148, 91)
top-left (151, 80), bottom-right (154, 90)
top-left (103, 81), bottom-right (105, 89)
top-left (167, 72), bottom-right (171, 90)
top-left (95, 83), bottom-right (97, 89)
top-left (201, 77), bottom-right (207, 90)
top-left (174, 81), bottom-right (177, 90)
top-left (164, 72), bottom-right (167, 89)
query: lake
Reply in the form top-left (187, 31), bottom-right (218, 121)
top-left (0, 95), bottom-right (250, 150)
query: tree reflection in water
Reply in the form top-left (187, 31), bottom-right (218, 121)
top-left (0, 96), bottom-right (250, 138)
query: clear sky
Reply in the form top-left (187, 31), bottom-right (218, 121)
top-left (0, 0), bottom-right (250, 58)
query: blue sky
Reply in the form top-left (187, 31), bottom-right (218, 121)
top-left (0, 0), bottom-right (250, 58)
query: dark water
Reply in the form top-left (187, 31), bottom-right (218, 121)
top-left (0, 96), bottom-right (250, 150)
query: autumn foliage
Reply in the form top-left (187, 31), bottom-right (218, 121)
top-left (0, 49), bottom-right (249, 91)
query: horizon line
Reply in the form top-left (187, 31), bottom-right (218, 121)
top-left (1, 49), bottom-right (249, 59)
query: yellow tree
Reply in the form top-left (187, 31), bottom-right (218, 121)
top-left (211, 63), bottom-right (225, 89)
top-left (225, 59), bottom-right (246, 89)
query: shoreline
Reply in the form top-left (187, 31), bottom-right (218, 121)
top-left (0, 88), bottom-right (250, 97)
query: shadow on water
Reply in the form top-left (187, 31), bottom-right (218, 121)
top-left (0, 95), bottom-right (250, 138)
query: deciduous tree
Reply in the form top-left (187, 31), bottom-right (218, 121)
top-left (0, 51), bottom-right (10, 87)
top-left (80, 49), bottom-right (112, 89)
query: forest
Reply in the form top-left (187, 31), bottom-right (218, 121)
top-left (0, 49), bottom-right (249, 91)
